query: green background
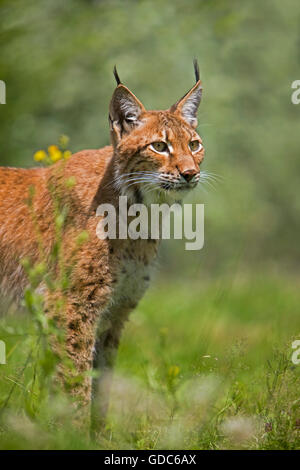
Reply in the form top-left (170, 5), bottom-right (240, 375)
top-left (0, 0), bottom-right (300, 449)
top-left (1, 0), bottom-right (300, 275)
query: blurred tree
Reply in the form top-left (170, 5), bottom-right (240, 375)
top-left (0, 0), bottom-right (300, 275)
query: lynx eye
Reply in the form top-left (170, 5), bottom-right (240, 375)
top-left (150, 142), bottom-right (168, 153)
top-left (189, 140), bottom-right (202, 152)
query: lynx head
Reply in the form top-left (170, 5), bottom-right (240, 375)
top-left (109, 61), bottom-right (204, 203)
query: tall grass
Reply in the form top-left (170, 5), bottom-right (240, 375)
top-left (0, 274), bottom-right (299, 449)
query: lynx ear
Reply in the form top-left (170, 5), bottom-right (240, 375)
top-left (170, 60), bottom-right (202, 128)
top-left (109, 68), bottom-right (145, 145)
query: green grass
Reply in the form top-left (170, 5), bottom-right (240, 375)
top-left (0, 274), bottom-right (299, 449)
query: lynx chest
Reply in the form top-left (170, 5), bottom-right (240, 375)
top-left (109, 240), bottom-right (159, 312)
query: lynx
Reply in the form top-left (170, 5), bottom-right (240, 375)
top-left (0, 62), bottom-right (204, 433)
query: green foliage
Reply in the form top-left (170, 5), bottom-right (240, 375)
top-left (1, 0), bottom-right (300, 272)
top-left (0, 0), bottom-right (300, 450)
top-left (0, 147), bottom-right (92, 443)
top-left (0, 276), bottom-right (299, 449)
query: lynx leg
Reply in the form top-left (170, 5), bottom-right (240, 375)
top-left (91, 313), bottom-right (129, 436)
top-left (46, 295), bottom-right (101, 430)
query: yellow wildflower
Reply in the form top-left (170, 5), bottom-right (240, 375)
top-left (48, 145), bottom-right (63, 162)
top-left (63, 150), bottom-right (72, 160)
top-left (168, 365), bottom-right (180, 378)
top-left (59, 134), bottom-right (70, 149)
top-left (48, 145), bottom-right (59, 155)
top-left (33, 150), bottom-right (47, 162)
top-left (50, 151), bottom-right (63, 162)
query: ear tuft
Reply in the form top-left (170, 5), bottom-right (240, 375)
top-left (169, 60), bottom-right (202, 128)
top-left (113, 65), bottom-right (122, 85)
top-left (193, 58), bottom-right (200, 83)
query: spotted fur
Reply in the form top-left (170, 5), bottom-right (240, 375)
top-left (0, 66), bottom-right (205, 433)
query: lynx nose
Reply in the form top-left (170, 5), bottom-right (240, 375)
top-left (180, 168), bottom-right (198, 183)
